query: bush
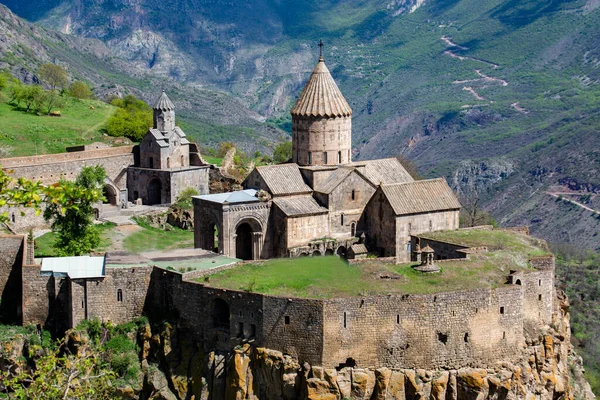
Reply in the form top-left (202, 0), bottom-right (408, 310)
top-left (106, 94), bottom-right (152, 141)
top-left (273, 141), bottom-right (292, 164)
top-left (217, 142), bottom-right (235, 158)
top-left (68, 81), bottom-right (92, 99)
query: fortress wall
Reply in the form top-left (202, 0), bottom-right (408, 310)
top-left (0, 236), bottom-right (23, 323)
top-left (523, 257), bottom-right (555, 325)
top-left (1, 146), bottom-right (134, 188)
top-left (69, 266), bottom-right (154, 328)
top-left (262, 296), bottom-right (325, 366)
top-left (411, 237), bottom-right (469, 260)
top-left (321, 285), bottom-right (529, 370)
top-left (169, 167), bottom-right (210, 201)
top-left (21, 265), bottom-right (51, 327)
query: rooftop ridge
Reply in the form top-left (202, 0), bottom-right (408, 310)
top-left (154, 90), bottom-right (175, 111)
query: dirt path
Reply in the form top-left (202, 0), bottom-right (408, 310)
top-left (106, 225), bottom-right (143, 251)
top-left (81, 110), bottom-right (112, 140)
top-left (511, 102), bottom-right (529, 114)
top-left (546, 192), bottom-right (598, 213)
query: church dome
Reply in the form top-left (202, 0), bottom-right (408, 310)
top-left (290, 57), bottom-right (352, 118)
top-left (154, 90), bottom-right (175, 111)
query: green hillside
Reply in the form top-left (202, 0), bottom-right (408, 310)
top-left (0, 84), bottom-right (117, 157)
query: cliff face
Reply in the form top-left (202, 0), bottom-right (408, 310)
top-left (132, 290), bottom-right (593, 400)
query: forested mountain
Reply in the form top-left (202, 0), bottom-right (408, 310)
top-left (1, 0), bottom-right (600, 249)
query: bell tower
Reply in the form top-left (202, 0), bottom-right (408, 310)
top-left (153, 90), bottom-right (175, 132)
top-left (290, 41), bottom-right (353, 166)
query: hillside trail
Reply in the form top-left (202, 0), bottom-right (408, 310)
top-left (442, 36), bottom-right (512, 105)
top-left (81, 109), bottom-right (112, 140)
top-left (106, 224), bottom-right (143, 252)
top-left (546, 192), bottom-right (599, 213)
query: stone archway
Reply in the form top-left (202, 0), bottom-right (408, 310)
top-left (234, 218), bottom-right (263, 261)
top-left (103, 184), bottom-right (118, 206)
top-left (337, 246), bottom-right (347, 258)
top-left (147, 178), bottom-right (162, 205)
top-left (210, 298), bottom-right (230, 333)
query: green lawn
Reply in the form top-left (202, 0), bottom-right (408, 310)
top-left (203, 156), bottom-right (223, 166)
top-left (123, 222), bottom-right (194, 253)
top-left (0, 85), bottom-right (117, 157)
top-left (203, 229), bottom-right (548, 298)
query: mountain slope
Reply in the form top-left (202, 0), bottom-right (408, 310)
top-left (1, 0), bottom-right (600, 250)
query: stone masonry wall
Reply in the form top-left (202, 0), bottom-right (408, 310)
top-left (0, 235), bottom-right (23, 322)
top-left (328, 170), bottom-right (376, 238)
top-left (286, 214), bottom-right (329, 249)
top-left (293, 115), bottom-right (352, 166)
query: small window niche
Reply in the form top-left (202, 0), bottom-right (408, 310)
top-left (117, 289), bottom-right (123, 302)
top-left (284, 316), bottom-right (290, 325)
top-left (500, 306), bottom-right (505, 314)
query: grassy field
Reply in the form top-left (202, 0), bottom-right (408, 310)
top-left (123, 220), bottom-right (194, 254)
top-left (202, 230), bottom-right (544, 298)
top-left (0, 85), bottom-right (118, 157)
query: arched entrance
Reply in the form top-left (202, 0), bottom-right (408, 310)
top-left (147, 178), bottom-right (162, 205)
top-left (103, 184), bottom-right (118, 205)
top-left (236, 223), bottom-right (254, 260)
top-left (312, 250), bottom-right (321, 256)
top-left (325, 249), bottom-right (334, 256)
top-left (337, 246), bottom-right (347, 258)
top-left (211, 298), bottom-right (230, 333)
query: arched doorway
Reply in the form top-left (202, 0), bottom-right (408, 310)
top-left (103, 185), bottom-right (118, 205)
top-left (312, 250), bottom-right (321, 256)
top-left (147, 178), bottom-right (162, 205)
top-left (236, 223), bottom-right (254, 260)
top-left (211, 298), bottom-right (230, 333)
top-left (337, 246), bottom-right (347, 258)
top-left (351, 222), bottom-right (356, 237)
top-left (210, 223), bottom-right (219, 252)
top-left (325, 249), bottom-right (334, 256)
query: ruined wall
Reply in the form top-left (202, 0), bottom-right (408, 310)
top-left (395, 210), bottom-right (460, 262)
top-left (321, 284), bottom-right (529, 370)
top-left (522, 257), bottom-right (555, 326)
top-left (0, 236), bottom-right (24, 323)
top-left (0, 145), bottom-right (134, 188)
top-left (362, 190), bottom-right (397, 257)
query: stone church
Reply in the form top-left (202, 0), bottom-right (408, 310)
top-left (127, 91), bottom-right (209, 205)
top-left (193, 54), bottom-right (461, 262)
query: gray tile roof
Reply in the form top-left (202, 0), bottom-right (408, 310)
top-left (350, 158), bottom-right (414, 186)
top-left (351, 244), bottom-right (368, 254)
top-left (195, 189), bottom-right (259, 204)
top-left (290, 58), bottom-right (352, 118)
top-left (380, 178), bottom-right (462, 215)
top-left (255, 164), bottom-right (312, 196)
top-left (315, 167), bottom-right (353, 194)
top-left (154, 91), bottom-right (175, 111)
top-left (273, 196), bottom-right (328, 217)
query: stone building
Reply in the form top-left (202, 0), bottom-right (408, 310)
top-left (193, 54), bottom-right (460, 260)
top-left (127, 91), bottom-right (210, 205)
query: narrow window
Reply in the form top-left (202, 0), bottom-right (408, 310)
top-left (539, 279), bottom-right (542, 286)
top-left (503, 331), bottom-right (506, 339)
top-left (181, 155), bottom-right (185, 165)
top-left (437, 332), bottom-right (448, 344)
top-left (149, 157), bottom-right (154, 168)
top-left (341, 214), bottom-right (345, 226)
top-left (238, 322), bottom-right (244, 337)
top-left (134, 191), bottom-right (139, 199)
top-left (117, 289), bottom-right (123, 302)
top-left (343, 312), bottom-right (347, 328)
top-left (464, 333), bottom-right (469, 343)
top-left (250, 324), bottom-right (256, 338)
top-left (239, 311), bottom-right (243, 317)
top-left (323, 152), bottom-right (328, 164)
top-left (11, 213), bottom-right (15, 223)
top-left (167, 157), bottom-right (171, 168)
top-left (308, 152), bottom-right (312, 164)
top-left (338, 151), bottom-right (341, 163)
top-left (396, 315), bottom-right (400, 324)
top-left (538, 294), bottom-right (542, 301)
top-left (351, 223), bottom-right (356, 237)
top-left (284, 316), bottom-right (290, 325)
top-left (408, 223), bottom-right (412, 234)
top-left (500, 306), bottom-right (505, 314)
top-left (351, 190), bottom-right (356, 200)
top-left (429, 220), bottom-right (433, 231)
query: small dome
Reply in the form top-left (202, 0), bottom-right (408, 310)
top-left (154, 90), bottom-right (175, 111)
top-left (290, 58), bottom-right (352, 118)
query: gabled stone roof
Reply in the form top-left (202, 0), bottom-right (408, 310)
top-left (273, 195), bottom-right (328, 217)
top-left (350, 158), bottom-right (414, 186)
top-left (380, 178), bottom-right (461, 215)
top-left (254, 164), bottom-right (312, 196)
top-left (290, 58), bottom-right (352, 118)
top-left (154, 91), bottom-right (175, 111)
top-left (314, 167), bottom-right (354, 194)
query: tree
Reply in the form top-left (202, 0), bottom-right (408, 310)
top-left (273, 141), bottom-right (292, 164)
top-left (43, 166), bottom-right (107, 256)
top-left (38, 63), bottom-right (68, 91)
top-left (0, 166), bottom-right (102, 227)
top-left (106, 94), bottom-right (152, 141)
top-left (68, 81), bottom-right (92, 99)
top-left (459, 189), bottom-right (497, 228)
top-left (22, 85), bottom-right (44, 113)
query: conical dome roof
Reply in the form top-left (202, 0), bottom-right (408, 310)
top-left (153, 90), bottom-right (175, 111)
top-left (291, 58), bottom-right (352, 118)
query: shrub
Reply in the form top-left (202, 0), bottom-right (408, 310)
top-left (273, 141), bottom-right (292, 164)
top-left (68, 81), bottom-right (92, 99)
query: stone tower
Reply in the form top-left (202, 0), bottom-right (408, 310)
top-left (153, 90), bottom-right (175, 132)
top-left (291, 53), bottom-right (353, 166)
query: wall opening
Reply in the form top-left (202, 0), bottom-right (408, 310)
top-left (133, 191), bottom-right (139, 200)
top-left (312, 250), bottom-right (321, 257)
top-left (325, 249), bottom-right (334, 256)
top-left (503, 331), bottom-right (506, 339)
top-left (429, 220), bottom-right (432, 231)
top-left (396, 315), bottom-right (400, 324)
top-left (167, 157), bottom-right (171, 168)
top-left (351, 190), bottom-right (356, 200)
top-left (515, 279), bottom-right (522, 285)
top-left (323, 152), bottom-right (328, 164)
top-left (351, 223), bottom-right (356, 237)
top-left (284, 316), bottom-right (290, 325)
top-left (235, 223), bottom-right (254, 260)
top-left (250, 324), bottom-right (256, 338)
top-left (308, 152), bottom-right (312, 164)
top-left (341, 213), bottom-right (344, 226)
top-left (437, 332), bottom-right (448, 344)
top-left (149, 157), bottom-right (154, 168)
top-left (211, 298), bottom-right (230, 333)
top-left (103, 185), bottom-right (118, 205)
top-left (338, 151), bottom-right (341, 164)
top-left (147, 178), bottom-right (162, 205)
top-left (538, 294), bottom-right (542, 301)
top-left (343, 312), bottom-right (347, 328)
top-left (237, 322), bottom-right (244, 338)
top-left (337, 246), bottom-right (346, 258)
top-left (464, 332), bottom-right (469, 343)
top-left (539, 279), bottom-right (542, 286)
top-left (117, 289), bottom-right (123, 302)
top-left (500, 306), bottom-right (505, 314)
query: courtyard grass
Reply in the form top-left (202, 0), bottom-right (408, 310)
top-left (35, 223), bottom-right (115, 257)
top-left (123, 220), bottom-right (194, 253)
top-left (203, 229), bottom-right (549, 298)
